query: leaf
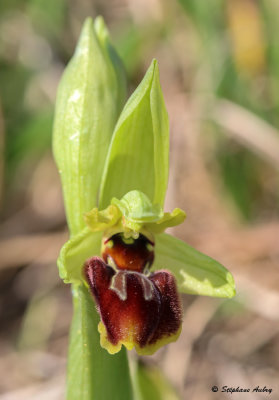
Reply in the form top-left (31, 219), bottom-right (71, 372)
top-left (152, 233), bottom-right (235, 298)
top-left (67, 284), bottom-right (133, 400)
top-left (57, 227), bottom-right (102, 284)
top-left (53, 17), bottom-right (126, 235)
top-left (99, 59), bottom-right (169, 210)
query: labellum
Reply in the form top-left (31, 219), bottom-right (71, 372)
top-left (84, 232), bottom-right (182, 355)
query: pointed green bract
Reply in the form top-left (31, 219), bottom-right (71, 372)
top-left (153, 233), bottom-right (236, 298)
top-left (94, 17), bottom-right (127, 110)
top-left (99, 59), bottom-right (169, 209)
top-left (58, 227), bottom-right (102, 283)
top-left (67, 285), bottom-right (133, 400)
top-left (53, 17), bottom-right (126, 236)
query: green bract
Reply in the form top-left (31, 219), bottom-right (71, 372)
top-left (53, 16), bottom-right (235, 400)
top-left (53, 16), bottom-right (126, 236)
top-left (99, 58), bottom-right (169, 209)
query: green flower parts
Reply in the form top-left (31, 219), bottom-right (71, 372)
top-left (53, 15), bottom-right (235, 389)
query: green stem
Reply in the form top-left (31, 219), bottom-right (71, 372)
top-left (67, 284), bottom-right (133, 400)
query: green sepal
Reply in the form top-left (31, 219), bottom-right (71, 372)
top-left (57, 227), bottom-right (102, 284)
top-left (99, 59), bottom-right (169, 210)
top-left (153, 233), bottom-right (236, 298)
top-left (53, 17), bottom-right (126, 236)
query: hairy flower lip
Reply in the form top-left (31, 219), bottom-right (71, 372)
top-left (84, 256), bottom-right (182, 355)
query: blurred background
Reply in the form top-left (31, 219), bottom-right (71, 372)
top-left (1, 0), bottom-right (279, 399)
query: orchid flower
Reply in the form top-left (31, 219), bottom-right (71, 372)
top-left (83, 190), bottom-right (185, 355)
top-left (53, 16), bottom-right (235, 400)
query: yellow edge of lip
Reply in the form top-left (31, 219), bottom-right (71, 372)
top-left (98, 321), bottom-right (182, 356)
